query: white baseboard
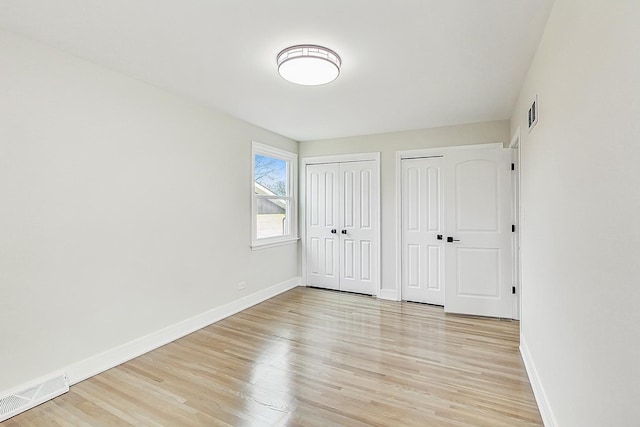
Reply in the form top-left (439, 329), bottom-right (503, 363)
top-left (65, 277), bottom-right (301, 386)
top-left (377, 288), bottom-right (399, 301)
top-left (520, 336), bottom-right (557, 427)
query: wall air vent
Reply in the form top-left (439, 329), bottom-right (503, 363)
top-left (0, 373), bottom-right (69, 422)
top-left (528, 94), bottom-right (539, 132)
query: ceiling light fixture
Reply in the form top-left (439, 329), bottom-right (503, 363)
top-left (277, 45), bottom-right (341, 86)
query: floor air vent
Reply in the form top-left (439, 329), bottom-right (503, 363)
top-left (0, 373), bottom-right (69, 422)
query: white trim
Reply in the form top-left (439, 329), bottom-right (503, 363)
top-left (520, 338), bottom-right (557, 427)
top-left (251, 237), bottom-right (299, 250)
top-left (395, 142), bottom-right (505, 304)
top-left (65, 277), bottom-right (301, 386)
top-left (300, 161), bottom-right (308, 292)
top-left (375, 154), bottom-right (381, 298)
top-left (377, 289), bottom-right (399, 301)
top-left (510, 128), bottom-right (522, 321)
top-left (251, 141), bottom-right (298, 248)
top-left (509, 128), bottom-right (521, 149)
top-left (397, 142), bottom-right (503, 160)
top-left (303, 152), bottom-right (379, 165)
top-left (252, 141), bottom-right (296, 161)
top-left (300, 152), bottom-right (381, 297)
top-left (394, 151), bottom-right (403, 302)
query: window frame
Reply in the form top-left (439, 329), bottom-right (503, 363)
top-left (251, 141), bottom-right (298, 249)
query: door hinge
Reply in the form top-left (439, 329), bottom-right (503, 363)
top-left (511, 163), bottom-right (515, 171)
top-left (512, 286), bottom-right (516, 294)
top-left (512, 224), bottom-right (516, 233)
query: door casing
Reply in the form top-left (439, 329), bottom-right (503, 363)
top-left (509, 129), bottom-right (522, 320)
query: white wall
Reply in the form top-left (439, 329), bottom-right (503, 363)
top-left (299, 121), bottom-right (509, 295)
top-left (511, 1), bottom-right (640, 425)
top-left (0, 30), bottom-right (298, 392)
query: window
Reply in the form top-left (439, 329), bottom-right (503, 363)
top-left (251, 142), bottom-right (297, 248)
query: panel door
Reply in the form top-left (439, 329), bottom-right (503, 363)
top-left (306, 163), bottom-right (340, 290)
top-left (443, 149), bottom-right (512, 318)
top-left (339, 161), bottom-right (378, 295)
top-left (401, 157), bottom-right (445, 305)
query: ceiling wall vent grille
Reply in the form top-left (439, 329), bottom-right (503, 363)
top-left (0, 373), bottom-right (69, 422)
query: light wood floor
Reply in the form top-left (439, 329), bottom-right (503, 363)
top-left (4, 287), bottom-right (542, 426)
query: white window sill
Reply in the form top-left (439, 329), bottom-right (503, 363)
top-left (251, 237), bottom-right (299, 250)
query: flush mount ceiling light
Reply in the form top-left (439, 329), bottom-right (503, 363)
top-left (277, 45), bottom-right (341, 86)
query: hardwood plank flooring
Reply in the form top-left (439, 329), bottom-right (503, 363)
top-left (3, 287), bottom-right (542, 426)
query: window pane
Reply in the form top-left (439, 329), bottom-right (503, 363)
top-left (256, 198), bottom-right (289, 239)
top-left (254, 154), bottom-right (288, 196)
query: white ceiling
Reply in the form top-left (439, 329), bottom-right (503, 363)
top-left (0, 0), bottom-right (555, 141)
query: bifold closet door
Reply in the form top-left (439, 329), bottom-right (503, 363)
top-left (401, 157), bottom-right (445, 305)
top-left (338, 161), bottom-right (378, 295)
top-left (306, 161), bottom-right (378, 295)
top-left (306, 163), bottom-right (340, 290)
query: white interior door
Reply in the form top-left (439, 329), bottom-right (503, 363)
top-left (306, 163), bottom-right (340, 290)
top-left (339, 161), bottom-right (378, 295)
top-left (443, 148), bottom-right (512, 318)
top-left (401, 157), bottom-right (445, 305)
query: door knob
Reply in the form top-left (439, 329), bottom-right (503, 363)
top-left (341, 230), bottom-right (347, 234)
top-left (331, 229), bottom-right (337, 234)
top-left (447, 236), bottom-right (460, 243)
top-left (437, 234), bottom-right (443, 240)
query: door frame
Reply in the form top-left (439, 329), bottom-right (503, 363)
top-left (509, 129), bottom-right (522, 320)
top-left (301, 152), bottom-right (381, 296)
top-left (394, 143), bottom-right (504, 302)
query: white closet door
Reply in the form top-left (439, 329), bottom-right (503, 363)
top-left (401, 158), bottom-right (445, 305)
top-left (339, 161), bottom-right (378, 295)
top-left (306, 163), bottom-right (340, 290)
top-left (443, 149), bottom-right (512, 318)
